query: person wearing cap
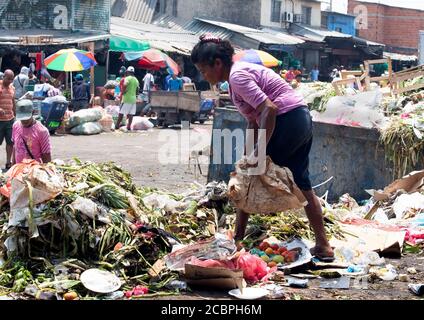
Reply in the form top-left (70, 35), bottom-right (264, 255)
top-left (116, 66), bottom-right (139, 130)
top-left (0, 70), bottom-right (16, 170)
top-left (12, 101), bottom-right (51, 165)
top-left (72, 74), bottom-right (90, 112)
top-left (13, 67), bottom-right (30, 99)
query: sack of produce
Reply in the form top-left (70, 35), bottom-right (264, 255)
top-left (228, 156), bottom-right (306, 214)
top-left (99, 114), bottom-right (113, 132)
top-left (131, 116), bottom-right (154, 131)
top-left (67, 109), bottom-right (103, 129)
top-left (70, 122), bottom-right (103, 135)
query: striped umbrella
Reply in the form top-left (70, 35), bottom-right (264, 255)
top-left (44, 48), bottom-right (97, 100)
top-left (123, 49), bottom-right (180, 75)
top-left (44, 48), bottom-right (97, 72)
top-left (233, 49), bottom-right (281, 68)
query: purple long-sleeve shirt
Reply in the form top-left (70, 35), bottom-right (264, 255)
top-left (228, 62), bottom-right (305, 124)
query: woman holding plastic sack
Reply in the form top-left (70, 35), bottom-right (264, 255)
top-left (191, 34), bottom-right (334, 261)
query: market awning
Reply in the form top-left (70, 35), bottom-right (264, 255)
top-left (383, 52), bottom-right (418, 62)
top-left (109, 35), bottom-right (150, 52)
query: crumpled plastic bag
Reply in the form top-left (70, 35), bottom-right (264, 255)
top-left (71, 197), bottom-right (99, 220)
top-left (67, 109), bottom-right (103, 129)
top-left (70, 122), bottom-right (103, 135)
top-left (234, 252), bottom-right (268, 283)
top-left (188, 256), bottom-right (236, 270)
top-left (228, 156), bottom-right (306, 214)
top-left (164, 233), bottom-right (236, 271)
top-left (142, 193), bottom-right (182, 213)
top-left (6, 161), bottom-right (64, 237)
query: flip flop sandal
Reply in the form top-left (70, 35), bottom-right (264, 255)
top-left (313, 254), bottom-right (336, 263)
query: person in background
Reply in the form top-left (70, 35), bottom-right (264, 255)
top-left (72, 74), bottom-right (90, 112)
top-left (12, 102), bottom-right (51, 165)
top-left (284, 67), bottom-right (296, 83)
top-left (117, 66), bottom-right (126, 101)
top-left (191, 34), bottom-right (334, 261)
top-left (116, 66), bottom-right (139, 130)
top-left (310, 65), bottom-right (319, 82)
top-left (29, 58), bottom-right (36, 74)
top-left (28, 70), bottom-right (39, 87)
top-left (168, 74), bottom-right (183, 92)
top-left (0, 70), bottom-right (16, 170)
top-left (13, 67), bottom-right (30, 99)
top-left (142, 71), bottom-right (154, 101)
top-left (163, 73), bottom-right (172, 91)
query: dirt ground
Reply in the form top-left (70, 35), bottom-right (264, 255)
top-left (0, 122), bottom-right (212, 192)
top-left (1, 122), bottom-right (423, 301)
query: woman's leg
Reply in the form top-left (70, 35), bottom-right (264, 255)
top-left (302, 189), bottom-right (334, 258)
top-left (234, 209), bottom-right (250, 242)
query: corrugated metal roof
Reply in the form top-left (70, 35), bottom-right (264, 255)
top-left (111, 0), bottom-right (157, 24)
top-left (184, 19), bottom-right (234, 40)
top-left (152, 14), bottom-right (187, 31)
top-left (291, 24), bottom-right (352, 42)
top-left (186, 18), bottom-right (304, 46)
top-left (260, 28), bottom-right (305, 45)
top-left (111, 17), bottom-right (199, 55)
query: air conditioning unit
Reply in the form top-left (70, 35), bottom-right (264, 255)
top-left (282, 12), bottom-right (294, 23)
top-left (294, 14), bottom-right (303, 23)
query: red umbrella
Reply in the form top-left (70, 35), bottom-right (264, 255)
top-left (123, 49), bottom-right (180, 75)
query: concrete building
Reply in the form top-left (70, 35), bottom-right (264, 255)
top-left (348, 0), bottom-right (424, 55)
top-left (260, 0), bottom-right (322, 29)
top-left (321, 11), bottom-right (356, 36)
top-left (154, 0), bottom-right (262, 28)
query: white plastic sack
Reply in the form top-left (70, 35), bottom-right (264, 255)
top-left (43, 95), bottom-right (67, 104)
top-left (311, 90), bottom-right (385, 128)
top-left (71, 197), bottom-right (99, 220)
top-left (68, 109), bottom-right (103, 129)
top-left (70, 122), bottom-right (103, 135)
top-left (131, 117), bottom-right (154, 131)
top-left (142, 193), bottom-right (181, 212)
top-left (392, 192), bottom-right (424, 220)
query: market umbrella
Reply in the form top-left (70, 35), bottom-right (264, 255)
top-left (44, 48), bottom-right (98, 99)
top-left (109, 36), bottom-right (150, 52)
top-left (123, 49), bottom-right (180, 75)
top-left (233, 49), bottom-right (281, 68)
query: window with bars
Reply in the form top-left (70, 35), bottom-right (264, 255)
top-left (271, 0), bottom-right (282, 23)
top-left (301, 6), bottom-right (312, 25)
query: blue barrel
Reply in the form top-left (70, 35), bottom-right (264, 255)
top-left (207, 107), bottom-right (418, 202)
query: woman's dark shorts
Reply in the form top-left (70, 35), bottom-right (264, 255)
top-left (266, 106), bottom-right (313, 191)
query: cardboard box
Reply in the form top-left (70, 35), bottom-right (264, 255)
top-left (184, 264), bottom-right (246, 290)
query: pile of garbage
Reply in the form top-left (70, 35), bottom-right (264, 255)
top-left (0, 159), bottom-right (352, 300)
top-left (0, 160), bottom-right (225, 299)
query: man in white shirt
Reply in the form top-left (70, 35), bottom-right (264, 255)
top-left (142, 72), bottom-right (154, 101)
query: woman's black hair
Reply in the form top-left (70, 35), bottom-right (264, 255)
top-left (191, 33), bottom-right (235, 68)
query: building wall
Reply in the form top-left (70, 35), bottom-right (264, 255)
top-left (260, 0), bottom-right (321, 29)
top-left (160, 0), bottom-right (261, 28)
top-left (348, 0), bottom-right (424, 54)
top-left (325, 13), bottom-right (356, 36)
top-left (0, 0), bottom-right (111, 32)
